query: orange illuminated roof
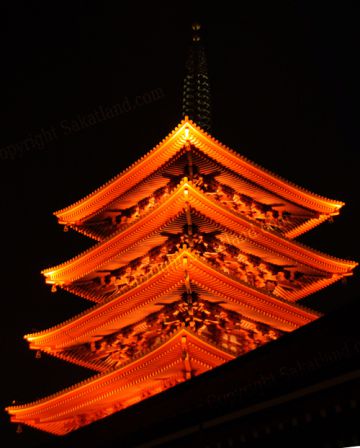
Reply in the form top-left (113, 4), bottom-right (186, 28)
top-left (27, 249), bottom-right (320, 357)
top-left (7, 329), bottom-right (234, 435)
top-left (55, 118), bottom-right (344, 228)
top-left (68, 147), bottom-right (326, 242)
top-left (43, 181), bottom-right (356, 288)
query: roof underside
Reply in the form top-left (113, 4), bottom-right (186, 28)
top-left (27, 249), bottom-right (320, 355)
top-left (8, 329), bottom-right (234, 435)
top-left (61, 211), bottom-right (338, 305)
top-left (43, 291), bottom-right (285, 372)
top-left (71, 147), bottom-right (324, 241)
top-left (43, 182), bottom-right (355, 288)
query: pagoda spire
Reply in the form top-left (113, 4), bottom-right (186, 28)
top-left (182, 23), bottom-right (212, 131)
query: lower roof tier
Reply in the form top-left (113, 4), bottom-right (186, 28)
top-left (35, 285), bottom-right (286, 372)
top-left (7, 329), bottom-right (234, 435)
top-left (26, 249), bottom-right (320, 356)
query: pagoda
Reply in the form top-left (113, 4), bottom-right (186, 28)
top-left (6, 24), bottom-right (357, 436)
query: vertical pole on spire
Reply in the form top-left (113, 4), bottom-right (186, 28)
top-left (182, 23), bottom-right (212, 131)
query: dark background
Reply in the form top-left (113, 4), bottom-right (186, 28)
top-left (0, 1), bottom-right (359, 446)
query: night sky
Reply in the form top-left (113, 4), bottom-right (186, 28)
top-left (1, 2), bottom-right (359, 446)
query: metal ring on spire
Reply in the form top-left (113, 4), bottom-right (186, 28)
top-left (182, 23), bottom-right (212, 131)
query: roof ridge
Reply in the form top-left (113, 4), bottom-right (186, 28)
top-left (43, 180), bottom-right (189, 278)
top-left (186, 119), bottom-right (344, 208)
top-left (27, 253), bottom-right (187, 339)
top-left (186, 180), bottom-right (357, 269)
top-left (54, 119), bottom-right (188, 219)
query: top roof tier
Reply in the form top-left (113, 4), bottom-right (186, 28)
top-left (55, 118), bottom-right (344, 241)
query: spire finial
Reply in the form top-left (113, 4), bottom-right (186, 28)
top-left (182, 23), bottom-right (212, 131)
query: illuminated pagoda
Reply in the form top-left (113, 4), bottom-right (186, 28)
top-left (6, 24), bottom-right (357, 436)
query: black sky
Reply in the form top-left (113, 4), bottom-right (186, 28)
top-left (0, 2), bottom-right (359, 446)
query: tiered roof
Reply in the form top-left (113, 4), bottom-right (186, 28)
top-left (6, 118), bottom-right (356, 435)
